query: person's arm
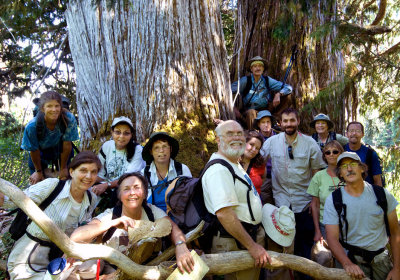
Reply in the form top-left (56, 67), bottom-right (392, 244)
top-left (216, 206), bottom-right (271, 267)
top-left (29, 150), bottom-right (44, 184)
top-left (168, 217), bottom-right (194, 274)
top-left (326, 224), bottom-right (365, 279)
top-left (373, 175), bottom-right (383, 187)
top-left (92, 179), bottom-right (118, 196)
top-left (59, 141), bottom-right (72, 180)
top-left (70, 216), bottom-right (136, 243)
top-left (386, 209), bottom-right (400, 280)
top-left (311, 196), bottom-right (323, 243)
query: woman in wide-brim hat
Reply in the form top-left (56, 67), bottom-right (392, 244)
top-left (310, 113), bottom-right (348, 150)
top-left (141, 132), bottom-right (192, 212)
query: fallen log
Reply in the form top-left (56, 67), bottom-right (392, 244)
top-left (0, 178), bottom-right (369, 279)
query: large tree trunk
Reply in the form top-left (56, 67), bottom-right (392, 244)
top-left (65, 0), bottom-right (233, 149)
top-left (230, 0), bottom-right (355, 133)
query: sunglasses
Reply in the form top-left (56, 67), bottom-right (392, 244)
top-left (324, 150), bottom-right (340, 156)
top-left (288, 145), bottom-right (294, 160)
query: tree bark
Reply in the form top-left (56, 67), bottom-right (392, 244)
top-left (230, 0), bottom-right (352, 133)
top-left (0, 178), bottom-right (368, 280)
top-left (65, 0), bottom-right (233, 147)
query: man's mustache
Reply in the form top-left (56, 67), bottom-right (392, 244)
top-left (346, 172), bottom-right (356, 176)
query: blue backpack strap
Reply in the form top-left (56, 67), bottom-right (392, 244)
top-left (201, 159), bottom-right (256, 222)
top-left (311, 133), bottom-right (318, 142)
top-left (371, 185), bottom-right (390, 237)
top-left (329, 131), bottom-right (337, 141)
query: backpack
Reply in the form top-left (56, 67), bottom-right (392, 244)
top-left (8, 180), bottom-right (92, 241)
top-left (164, 158), bottom-right (257, 250)
top-left (365, 144), bottom-right (386, 187)
top-left (144, 161), bottom-right (183, 206)
top-left (102, 202), bottom-right (154, 243)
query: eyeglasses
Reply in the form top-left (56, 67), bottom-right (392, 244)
top-left (324, 150), bottom-right (340, 156)
top-left (113, 131), bottom-right (132, 136)
top-left (347, 129), bottom-right (362, 134)
top-left (340, 162), bottom-right (359, 169)
top-left (288, 145), bottom-right (294, 159)
top-left (223, 131), bottom-right (244, 138)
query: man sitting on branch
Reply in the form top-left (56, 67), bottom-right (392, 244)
top-left (231, 56), bottom-right (293, 129)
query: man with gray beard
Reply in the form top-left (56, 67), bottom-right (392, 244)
top-left (202, 120), bottom-right (270, 280)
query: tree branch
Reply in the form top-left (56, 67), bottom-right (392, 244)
top-left (339, 23), bottom-right (391, 36)
top-left (370, 0), bottom-right (387, 26)
top-left (381, 41), bottom-right (400, 56)
top-left (0, 178), bottom-right (368, 280)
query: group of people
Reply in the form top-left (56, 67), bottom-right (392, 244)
top-left (0, 55), bottom-right (398, 280)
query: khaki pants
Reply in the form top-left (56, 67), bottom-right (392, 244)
top-left (8, 234), bottom-right (50, 280)
top-left (211, 227), bottom-right (265, 280)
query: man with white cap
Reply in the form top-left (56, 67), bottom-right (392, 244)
top-left (231, 56), bottom-right (292, 129)
top-left (324, 152), bottom-right (400, 280)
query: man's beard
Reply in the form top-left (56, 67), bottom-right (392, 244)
top-left (284, 126), bottom-right (298, 136)
top-left (221, 140), bottom-right (246, 158)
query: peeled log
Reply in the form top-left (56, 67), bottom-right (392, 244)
top-left (0, 178), bottom-right (368, 280)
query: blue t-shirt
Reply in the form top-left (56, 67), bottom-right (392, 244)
top-left (344, 144), bottom-right (382, 185)
top-left (21, 111), bottom-right (79, 152)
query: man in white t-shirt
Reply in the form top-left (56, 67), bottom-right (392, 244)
top-left (202, 120), bottom-right (271, 280)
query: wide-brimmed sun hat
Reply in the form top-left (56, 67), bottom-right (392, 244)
top-left (142, 132), bottom-right (179, 163)
top-left (262, 203), bottom-right (296, 247)
top-left (246, 56), bottom-right (268, 69)
top-left (111, 116), bottom-right (134, 131)
top-left (337, 151), bottom-right (361, 166)
top-left (255, 110), bottom-right (275, 124)
top-left (310, 113), bottom-right (334, 130)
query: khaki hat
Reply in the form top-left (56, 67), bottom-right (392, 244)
top-left (337, 151), bottom-right (361, 166)
top-left (111, 116), bottom-right (134, 130)
top-left (262, 204), bottom-right (295, 247)
top-left (246, 56), bottom-right (268, 69)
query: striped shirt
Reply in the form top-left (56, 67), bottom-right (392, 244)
top-left (4, 178), bottom-right (97, 241)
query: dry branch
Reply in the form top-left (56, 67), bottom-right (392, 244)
top-left (370, 0), bottom-right (387, 26)
top-left (0, 178), bottom-right (368, 279)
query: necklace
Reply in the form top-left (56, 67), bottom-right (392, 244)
top-left (156, 165), bottom-right (168, 181)
top-left (327, 168), bottom-right (338, 190)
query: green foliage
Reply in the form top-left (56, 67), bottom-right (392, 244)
top-left (0, 0), bottom-right (76, 110)
top-left (221, 7), bottom-right (235, 57)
